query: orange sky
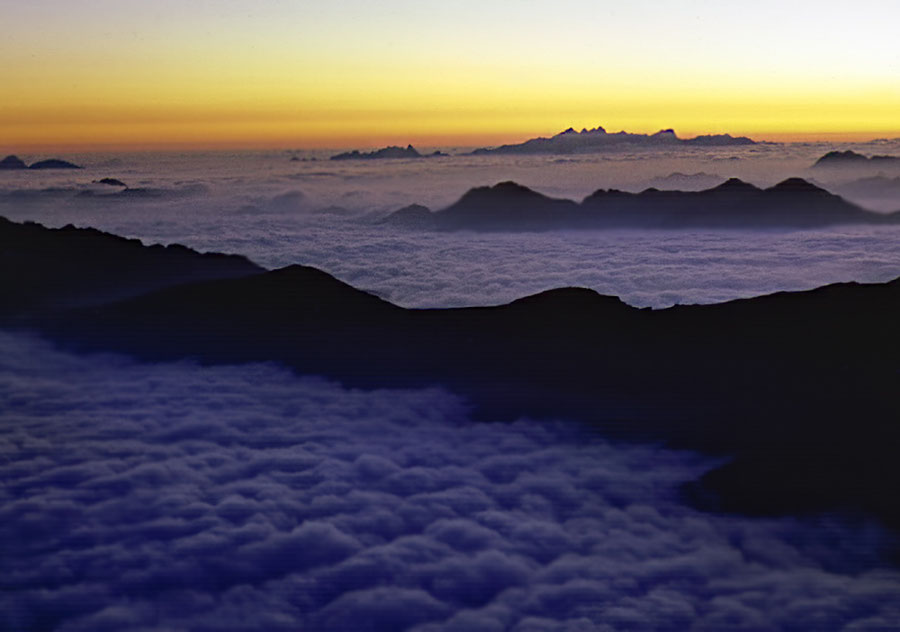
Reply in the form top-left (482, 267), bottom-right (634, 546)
top-left (2, 1), bottom-right (899, 151)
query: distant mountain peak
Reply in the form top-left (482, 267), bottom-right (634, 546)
top-left (813, 150), bottom-right (900, 168)
top-left (491, 180), bottom-right (539, 194)
top-left (473, 126), bottom-right (754, 155)
top-left (330, 145), bottom-right (422, 161)
top-left (768, 177), bottom-right (829, 194)
top-left (710, 177), bottom-right (760, 193)
top-left (0, 155), bottom-right (81, 170)
top-left (0, 155), bottom-right (27, 169)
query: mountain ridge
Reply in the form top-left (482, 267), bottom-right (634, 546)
top-left (3, 216), bottom-right (900, 551)
top-left (385, 177), bottom-right (900, 230)
top-left (471, 126), bottom-right (756, 155)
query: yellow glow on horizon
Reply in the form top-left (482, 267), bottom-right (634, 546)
top-left (2, 0), bottom-right (898, 152)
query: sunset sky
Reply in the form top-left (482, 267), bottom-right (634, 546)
top-left (2, 0), bottom-right (899, 151)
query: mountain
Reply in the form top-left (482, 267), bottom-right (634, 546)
top-left (28, 158), bottom-right (82, 169)
top-left (430, 181), bottom-right (581, 230)
top-left (379, 203), bottom-right (436, 228)
top-left (94, 177), bottom-right (127, 187)
top-left (4, 216), bottom-right (900, 537)
top-left (0, 155), bottom-right (27, 169)
top-left (331, 144), bottom-right (424, 160)
top-left (642, 172), bottom-right (726, 191)
top-left (813, 150), bottom-right (900, 168)
top-left (384, 178), bottom-right (900, 230)
top-left (0, 216), bottom-right (263, 322)
top-left (471, 126), bottom-right (756, 155)
top-left (1, 155), bottom-right (83, 169)
top-left (683, 134), bottom-right (758, 146)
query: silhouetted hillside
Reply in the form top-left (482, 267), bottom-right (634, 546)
top-left (380, 203), bottom-right (435, 227)
top-left (0, 155), bottom-right (27, 169)
top-left (0, 216), bottom-right (262, 321)
top-left (4, 217), bottom-right (900, 545)
top-left (28, 158), bottom-right (82, 169)
top-left (94, 177), bottom-right (127, 187)
top-left (385, 178), bottom-right (900, 230)
top-left (643, 172), bottom-right (726, 191)
top-left (431, 181), bottom-right (581, 230)
top-left (813, 150), bottom-right (900, 168)
top-left (331, 145), bottom-right (424, 160)
top-left (471, 126), bottom-right (755, 155)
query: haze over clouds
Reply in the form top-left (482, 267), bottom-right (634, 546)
top-left (2, 331), bottom-right (899, 631)
top-left (2, 145), bottom-right (900, 309)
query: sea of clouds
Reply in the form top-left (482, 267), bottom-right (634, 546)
top-left (3, 145), bottom-right (900, 629)
top-left (3, 143), bottom-right (900, 309)
top-left (2, 330), bottom-right (900, 631)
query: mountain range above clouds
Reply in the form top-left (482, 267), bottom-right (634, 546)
top-left (385, 177), bottom-right (900, 230)
top-left (470, 126), bottom-right (756, 155)
top-left (2, 215), bottom-right (899, 550)
top-left (330, 145), bottom-right (448, 160)
top-left (812, 150), bottom-right (900, 169)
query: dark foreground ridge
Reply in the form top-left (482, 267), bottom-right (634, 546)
top-left (3, 217), bottom-right (900, 544)
top-left (385, 178), bottom-right (900, 230)
top-left (471, 126), bottom-right (756, 155)
top-left (0, 217), bottom-right (263, 320)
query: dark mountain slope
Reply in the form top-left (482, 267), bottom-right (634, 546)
top-left (4, 217), bottom-right (900, 539)
top-left (385, 178), bottom-right (899, 230)
top-left (0, 216), bottom-right (263, 321)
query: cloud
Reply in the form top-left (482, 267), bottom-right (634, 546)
top-left (3, 145), bottom-right (900, 309)
top-left (2, 330), bottom-right (899, 631)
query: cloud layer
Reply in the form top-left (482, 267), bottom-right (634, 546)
top-left (3, 146), bottom-right (900, 309)
top-left (2, 331), bottom-right (899, 631)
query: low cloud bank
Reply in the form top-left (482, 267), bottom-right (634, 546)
top-left (1, 331), bottom-right (898, 630)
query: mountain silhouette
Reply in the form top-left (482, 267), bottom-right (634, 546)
top-left (2, 156), bottom-right (84, 170)
top-left (5, 216), bottom-right (900, 539)
top-left (433, 181), bottom-right (581, 229)
top-left (331, 144), bottom-right (423, 160)
top-left (0, 155), bottom-right (28, 169)
top-left (0, 216), bottom-right (262, 321)
top-left (813, 150), bottom-right (900, 168)
top-left (471, 126), bottom-right (755, 155)
top-left (380, 203), bottom-right (435, 227)
top-left (385, 178), bottom-right (900, 230)
top-left (643, 172), bottom-right (726, 191)
top-left (28, 158), bottom-right (82, 169)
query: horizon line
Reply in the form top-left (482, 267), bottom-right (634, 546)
top-left (2, 130), bottom-right (899, 155)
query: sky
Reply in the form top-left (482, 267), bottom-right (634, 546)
top-left (2, 0), bottom-right (899, 150)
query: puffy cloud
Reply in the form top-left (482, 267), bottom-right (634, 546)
top-left (2, 331), bottom-right (900, 630)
